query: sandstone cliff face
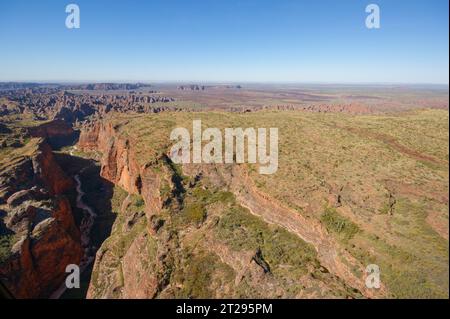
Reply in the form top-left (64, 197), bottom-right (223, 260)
top-left (79, 121), bottom-right (381, 299)
top-left (28, 120), bottom-right (78, 149)
top-left (79, 122), bottom-right (164, 299)
top-left (0, 139), bottom-right (83, 298)
top-left (78, 122), bottom-right (161, 216)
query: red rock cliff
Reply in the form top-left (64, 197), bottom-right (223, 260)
top-left (0, 139), bottom-right (83, 298)
top-left (78, 122), bottom-right (165, 298)
top-left (78, 121), bottom-right (162, 217)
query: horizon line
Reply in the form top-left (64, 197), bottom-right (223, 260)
top-left (0, 80), bottom-right (449, 87)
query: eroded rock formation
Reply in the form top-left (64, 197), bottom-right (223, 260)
top-left (0, 139), bottom-right (83, 298)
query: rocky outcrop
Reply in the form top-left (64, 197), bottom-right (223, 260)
top-left (177, 84), bottom-right (206, 91)
top-left (78, 121), bottom-right (162, 215)
top-left (1, 90), bottom-right (176, 124)
top-left (0, 139), bottom-right (82, 298)
top-left (79, 122), bottom-right (142, 194)
top-left (79, 122), bottom-right (166, 298)
top-left (78, 120), bottom-right (382, 299)
top-left (28, 120), bottom-right (78, 150)
top-left (60, 83), bottom-right (151, 91)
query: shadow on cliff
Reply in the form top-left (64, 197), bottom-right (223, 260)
top-left (46, 131), bottom-right (80, 151)
top-left (54, 153), bottom-right (116, 299)
top-left (28, 119), bottom-right (80, 151)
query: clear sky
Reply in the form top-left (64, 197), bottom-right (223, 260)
top-left (0, 0), bottom-right (448, 84)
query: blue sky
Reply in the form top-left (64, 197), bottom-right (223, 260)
top-left (0, 0), bottom-right (448, 83)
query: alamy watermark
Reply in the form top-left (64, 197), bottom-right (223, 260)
top-left (366, 4), bottom-right (381, 29)
top-left (65, 3), bottom-right (380, 30)
top-left (65, 264), bottom-right (80, 289)
top-left (65, 3), bottom-right (379, 30)
top-left (169, 120), bottom-right (278, 174)
top-left (65, 4), bottom-right (80, 29)
top-left (365, 264), bottom-right (381, 289)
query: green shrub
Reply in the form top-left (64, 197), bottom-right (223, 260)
top-left (111, 185), bottom-right (128, 214)
top-left (129, 194), bottom-right (145, 210)
top-left (183, 203), bottom-right (207, 225)
top-left (177, 254), bottom-right (215, 298)
top-left (321, 207), bottom-right (360, 241)
top-left (210, 191), bottom-right (235, 204)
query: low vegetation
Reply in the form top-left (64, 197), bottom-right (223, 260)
top-left (321, 207), bottom-right (360, 241)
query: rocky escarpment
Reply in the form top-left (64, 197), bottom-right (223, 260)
top-left (1, 90), bottom-right (176, 123)
top-left (0, 139), bottom-right (83, 298)
top-left (78, 122), bottom-right (167, 298)
top-left (78, 120), bottom-right (383, 299)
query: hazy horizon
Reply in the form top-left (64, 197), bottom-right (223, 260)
top-left (1, 80), bottom-right (449, 87)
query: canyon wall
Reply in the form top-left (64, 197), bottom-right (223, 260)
top-left (78, 122), bottom-right (165, 298)
top-left (0, 139), bottom-right (83, 298)
top-left (78, 121), bottom-right (162, 215)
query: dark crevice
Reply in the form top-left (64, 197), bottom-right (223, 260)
top-left (161, 154), bottom-right (186, 208)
